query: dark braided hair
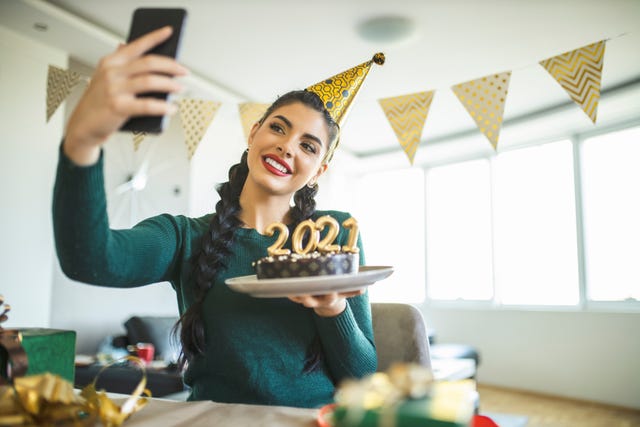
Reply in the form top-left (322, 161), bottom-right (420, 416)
top-left (174, 90), bottom-right (339, 368)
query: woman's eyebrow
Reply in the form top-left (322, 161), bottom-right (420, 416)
top-left (273, 114), bottom-right (325, 147)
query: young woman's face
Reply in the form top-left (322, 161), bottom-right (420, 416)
top-left (246, 102), bottom-right (330, 197)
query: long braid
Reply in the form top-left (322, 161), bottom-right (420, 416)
top-left (290, 183), bottom-right (318, 224)
top-left (175, 151), bottom-right (249, 368)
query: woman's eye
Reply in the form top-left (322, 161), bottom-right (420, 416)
top-left (269, 123), bottom-right (284, 133)
top-left (301, 142), bottom-right (317, 154)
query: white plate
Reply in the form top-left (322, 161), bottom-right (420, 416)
top-left (225, 266), bottom-right (394, 298)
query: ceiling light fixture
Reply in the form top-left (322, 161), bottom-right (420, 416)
top-left (356, 15), bottom-right (417, 46)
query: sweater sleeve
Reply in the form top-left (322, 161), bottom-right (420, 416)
top-left (52, 144), bottom-right (183, 287)
top-left (312, 217), bottom-right (377, 382)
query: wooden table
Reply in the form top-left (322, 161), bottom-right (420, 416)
top-left (120, 398), bottom-right (319, 427)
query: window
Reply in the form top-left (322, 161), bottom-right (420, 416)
top-left (581, 127), bottom-right (640, 302)
top-left (355, 125), bottom-right (640, 310)
top-left (425, 159), bottom-right (493, 301)
top-left (424, 141), bottom-right (580, 305)
top-left (354, 168), bottom-right (425, 303)
top-left (493, 141), bottom-right (579, 305)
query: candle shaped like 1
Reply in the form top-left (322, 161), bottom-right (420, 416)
top-left (341, 217), bottom-right (360, 253)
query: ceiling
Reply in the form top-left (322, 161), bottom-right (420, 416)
top-left (2, 0), bottom-right (640, 162)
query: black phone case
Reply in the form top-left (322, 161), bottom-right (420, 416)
top-left (120, 8), bottom-right (187, 134)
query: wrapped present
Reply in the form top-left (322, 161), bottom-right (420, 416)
top-left (0, 328), bottom-right (76, 383)
top-left (332, 363), bottom-right (476, 427)
top-left (0, 297), bottom-right (150, 426)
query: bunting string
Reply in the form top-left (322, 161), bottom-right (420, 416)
top-left (44, 37), bottom-right (617, 163)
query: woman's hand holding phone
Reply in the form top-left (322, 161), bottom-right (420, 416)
top-left (63, 26), bottom-right (188, 166)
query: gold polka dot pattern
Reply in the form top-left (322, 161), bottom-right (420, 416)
top-left (452, 71), bottom-right (511, 150)
top-left (238, 102), bottom-right (269, 140)
top-left (178, 98), bottom-right (221, 159)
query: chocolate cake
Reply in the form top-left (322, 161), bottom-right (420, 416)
top-left (254, 252), bottom-right (359, 279)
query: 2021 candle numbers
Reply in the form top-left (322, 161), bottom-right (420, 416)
top-left (266, 216), bottom-right (359, 257)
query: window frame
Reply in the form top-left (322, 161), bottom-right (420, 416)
top-left (418, 120), bottom-right (640, 313)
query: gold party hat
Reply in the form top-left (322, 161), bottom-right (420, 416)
top-left (307, 53), bottom-right (385, 162)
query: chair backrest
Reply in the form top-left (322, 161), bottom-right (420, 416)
top-left (370, 303), bottom-right (431, 371)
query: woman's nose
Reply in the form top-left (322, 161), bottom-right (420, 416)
top-left (276, 143), bottom-right (293, 158)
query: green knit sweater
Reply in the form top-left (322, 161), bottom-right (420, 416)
top-left (52, 147), bottom-right (377, 408)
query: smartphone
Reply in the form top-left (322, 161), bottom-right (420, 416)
top-left (120, 8), bottom-right (187, 134)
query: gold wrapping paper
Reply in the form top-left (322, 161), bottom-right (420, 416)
top-left (0, 357), bottom-right (150, 427)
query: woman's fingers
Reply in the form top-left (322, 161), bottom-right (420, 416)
top-left (118, 26), bottom-right (174, 60)
top-left (126, 54), bottom-right (189, 78)
top-left (124, 74), bottom-right (184, 96)
top-left (126, 97), bottom-right (178, 117)
top-left (289, 288), bottom-right (364, 307)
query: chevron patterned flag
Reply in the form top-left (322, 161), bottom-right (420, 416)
top-left (539, 41), bottom-right (605, 123)
top-left (238, 102), bottom-right (269, 140)
top-left (452, 71), bottom-right (511, 150)
top-left (46, 65), bottom-right (82, 121)
top-left (378, 91), bottom-right (435, 164)
top-left (178, 98), bottom-right (221, 159)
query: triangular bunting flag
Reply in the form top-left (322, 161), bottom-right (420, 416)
top-left (238, 102), bottom-right (269, 140)
top-left (178, 98), bottom-right (221, 159)
top-left (378, 91), bottom-right (435, 164)
top-left (452, 72), bottom-right (511, 150)
top-left (132, 131), bottom-right (147, 151)
top-left (539, 41), bottom-right (605, 123)
top-left (46, 65), bottom-right (82, 122)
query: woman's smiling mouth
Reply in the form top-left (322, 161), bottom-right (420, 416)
top-left (263, 155), bottom-right (292, 176)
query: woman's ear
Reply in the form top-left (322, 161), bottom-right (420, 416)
top-left (312, 164), bottom-right (328, 183)
top-left (247, 121), bottom-right (261, 146)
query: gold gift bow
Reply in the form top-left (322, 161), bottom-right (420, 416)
top-left (0, 356), bottom-right (151, 426)
top-left (334, 363), bottom-right (476, 426)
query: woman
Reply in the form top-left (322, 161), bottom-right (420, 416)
top-left (53, 27), bottom-right (377, 408)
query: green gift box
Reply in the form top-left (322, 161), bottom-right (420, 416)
top-left (0, 328), bottom-right (76, 383)
top-left (333, 381), bottom-right (476, 427)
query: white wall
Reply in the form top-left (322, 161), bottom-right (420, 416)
top-left (0, 25), bottom-right (65, 327)
top-left (423, 306), bottom-right (640, 409)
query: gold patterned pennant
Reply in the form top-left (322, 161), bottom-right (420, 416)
top-left (539, 41), bottom-right (605, 123)
top-left (238, 102), bottom-right (269, 140)
top-left (452, 72), bottom-right (511, 150)
top-left (132, 131), bottom-right (147, 151)
top-left (378, 91), bottom-right (435, 164)
top-left (178, 98), bottom-right (221, 159)
top-left (46, 65), bottom-right (82, 122)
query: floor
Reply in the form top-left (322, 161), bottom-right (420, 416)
top-left (477, 384), bottom-right (640, 427)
